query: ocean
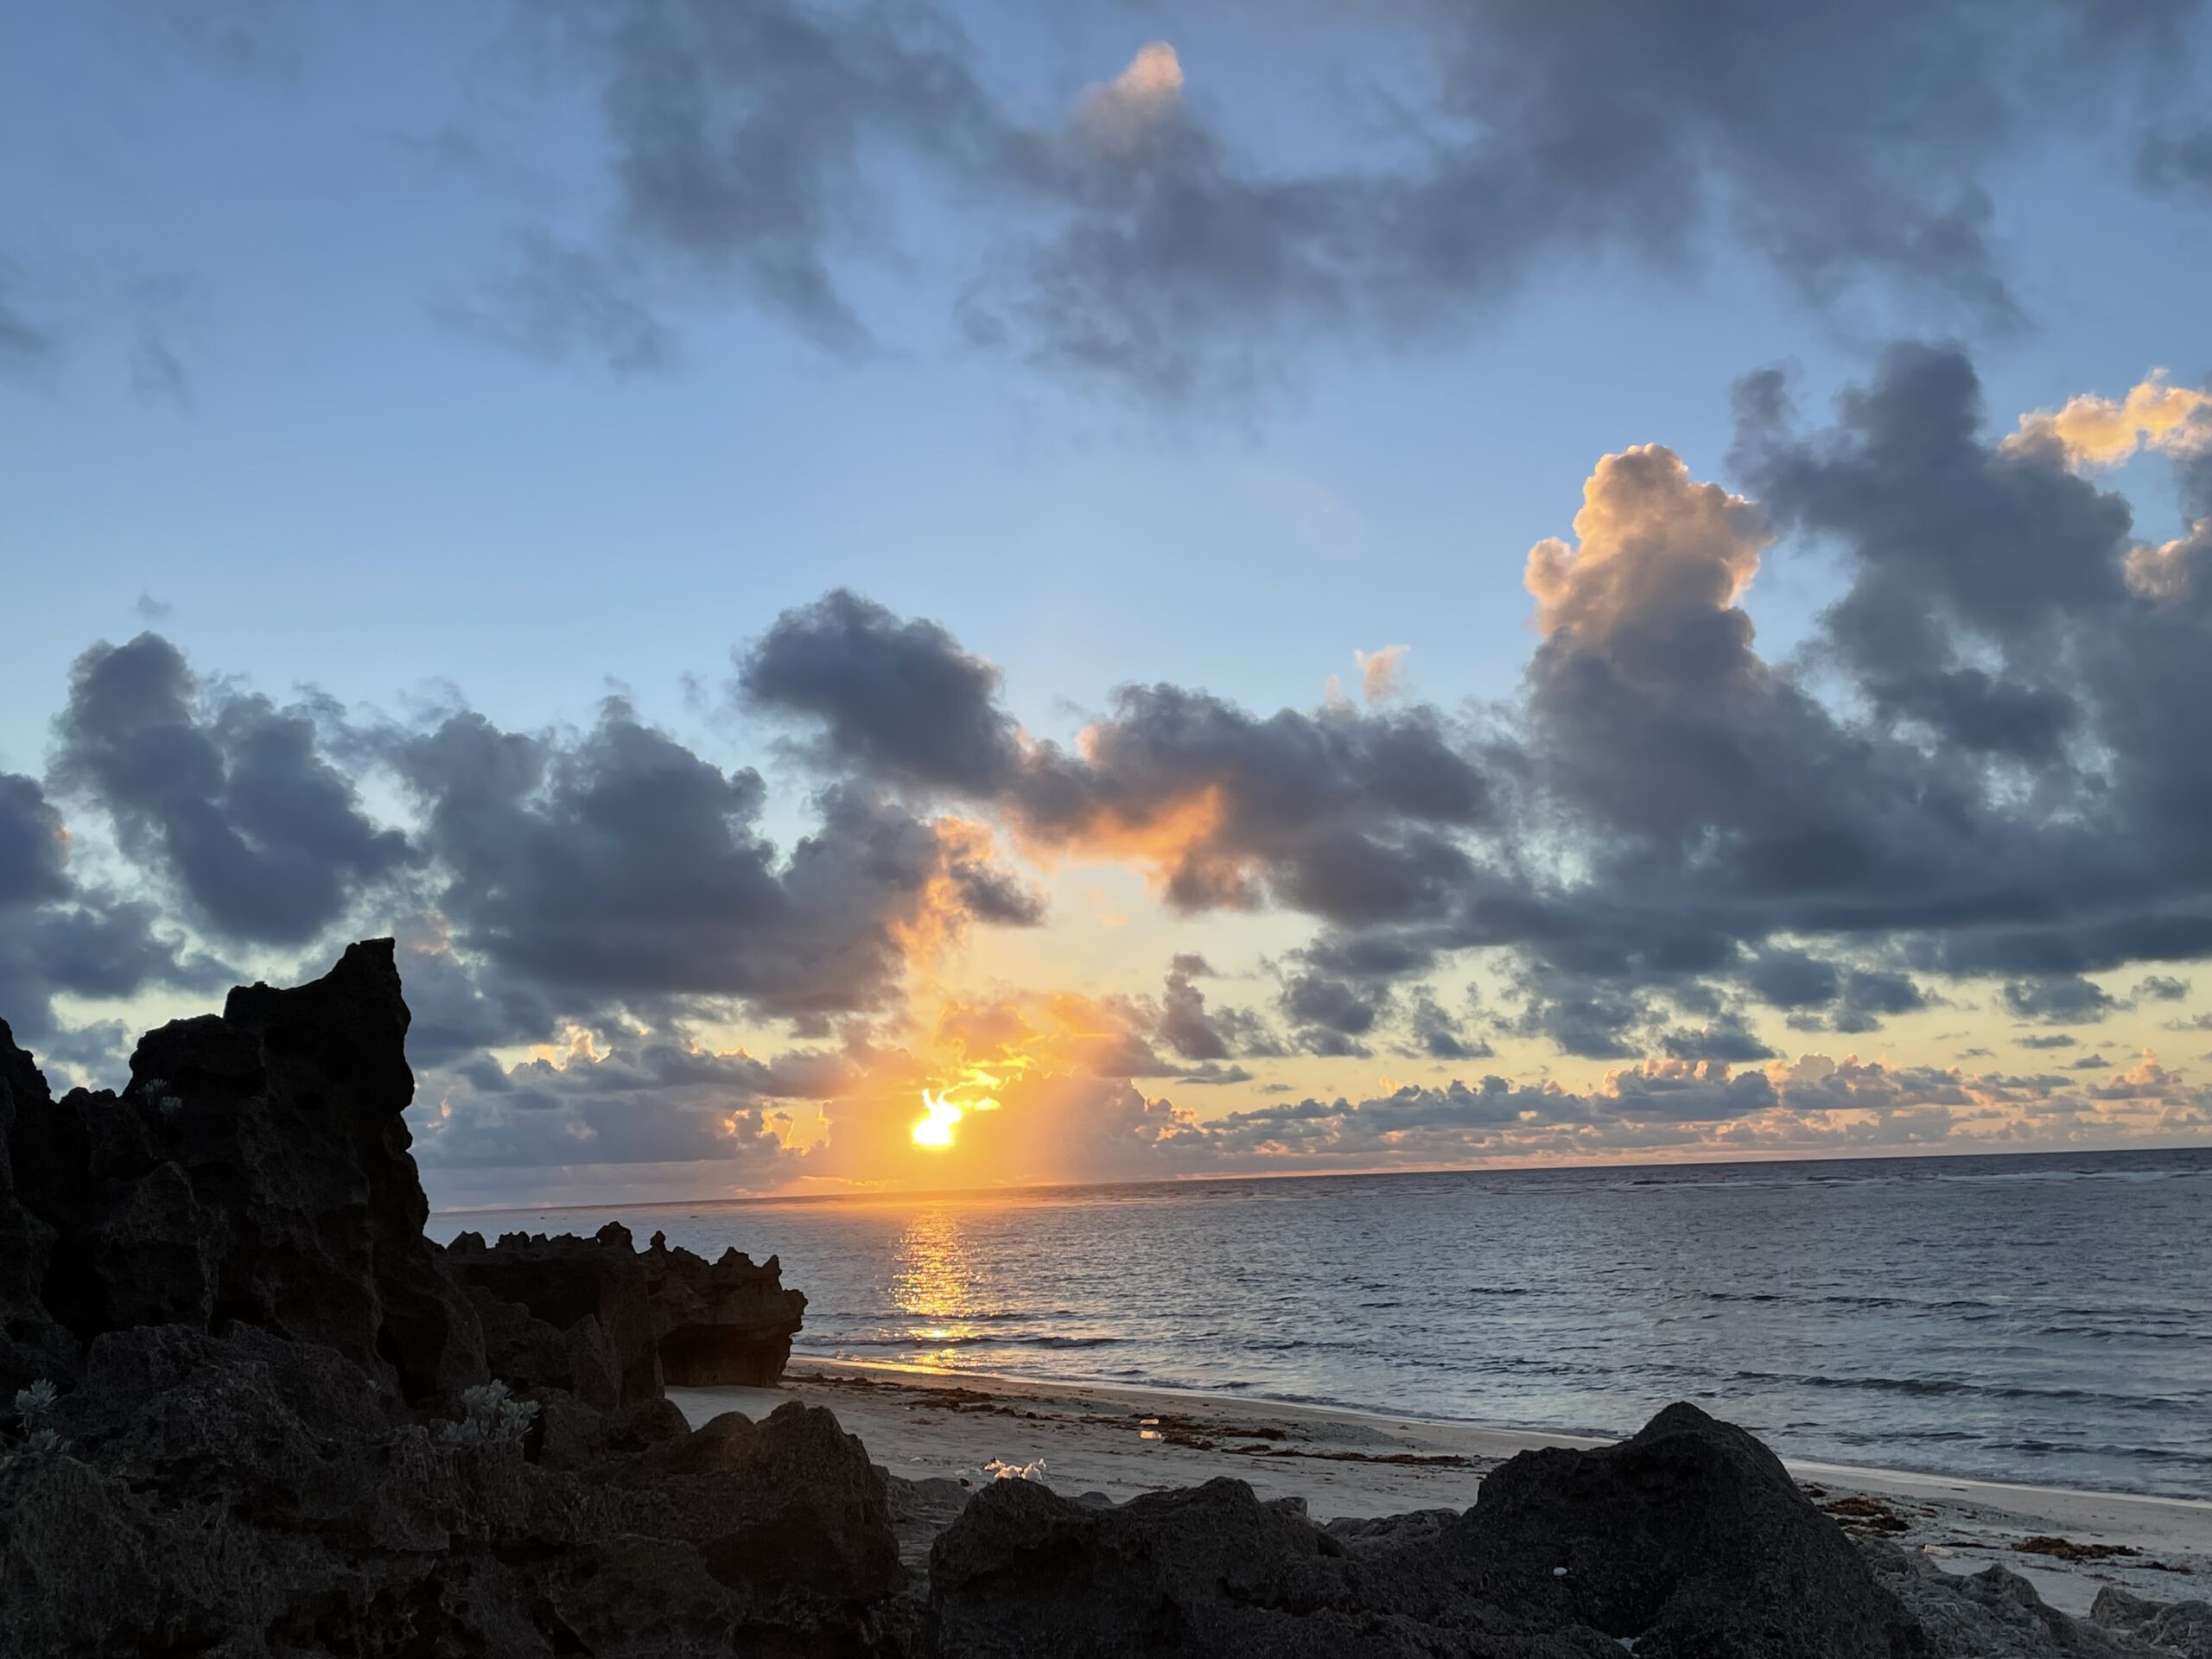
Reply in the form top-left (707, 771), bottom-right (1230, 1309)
top-left (430, 1146), bottom-right (2212, 1499)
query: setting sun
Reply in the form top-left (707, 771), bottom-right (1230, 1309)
top-left (910, 1090), bottom-right (963, 1149)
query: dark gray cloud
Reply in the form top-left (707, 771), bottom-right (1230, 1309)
top-left (2139, 124), bottom-right (2212, 200)
top-left (412, 1029), bottom-right (817, 1172)
top-left (738, 588), bottom-right (1020, 793)
top-left (50, 633), bottom-right (411, 945)
top-left (550, 0), bottom-right (1014, 353)
top-left (0, 774), bottom-right (71, 910)
top-left (1403, 986), bottom-right (1492, 1062)
top-left (469, 0), bottom-right (2203, 404)
top-left (1279, 969), bottom-right (1384, 1057)
top-left (392, 696), bottom-right (1030, 1022)
top-left (1157, 953), bottom-right (1227, 1061)
top-left (0, 264), bottom-right (59, 378)
top-left (0, 771), bottom-right (232, 1058)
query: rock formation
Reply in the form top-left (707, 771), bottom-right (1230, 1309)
top-left (443, 1223), bottom-right (807, 1402)
top-left (647, 1228), bottom-right (807, 1386)
top-left (3, 940), bottom-right (2204, 1658)
top-left (1, 940), bottom-right (484, 1403)
top-left (922, 1403), bottom-right (1930, 1658)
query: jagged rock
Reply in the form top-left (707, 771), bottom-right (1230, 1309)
top-left (0, 1022), bottom-right (73, 1395)
top-left (924, 1404), bottom-right (1929, 1659)
top-left (2, 942), bottom-right (486, 1404)
top-left (925, 1472), bottom-right (1624, 1658)
top-left (645, 1228), bottom-right (808, 1386)
top-left (3, 1324), bottom-right (907, 1658)
top-left (1437, 1401), bottom-right (1928, 1657)
top-left (1863, 1541), bottom-right (2171, 1656)
top-left (447, 1223), bottom-right (663, 1406)
top-left (445, 1221), bottom-right (809, 1396)
top-left (2092, 1586), bottom-right (2212, 1657)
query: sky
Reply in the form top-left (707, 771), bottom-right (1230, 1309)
top-left (4, 0), bottom-right (2212, 1208)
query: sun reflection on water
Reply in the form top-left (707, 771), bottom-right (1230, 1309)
top-left (891, 1208), bottom-right (981, 1370)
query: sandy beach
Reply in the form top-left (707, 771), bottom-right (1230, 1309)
top-left (674, 1357), bottom-right (2212, 1618)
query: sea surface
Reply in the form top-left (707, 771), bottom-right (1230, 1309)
top-left (430, 1147), bottom-right (2212, 1498)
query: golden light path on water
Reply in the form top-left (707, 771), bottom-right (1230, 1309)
top-left (889, 1208), bottom-right (979, 1370)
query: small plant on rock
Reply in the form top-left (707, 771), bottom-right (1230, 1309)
top-left (10, 1378), bottom-right (65, 1459)
top-left (438, 1379), bottom-right (539, 1448)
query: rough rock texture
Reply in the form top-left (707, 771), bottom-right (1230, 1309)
top-left (2092, 1586), bottom-right (2212, 1657)
top-left (1864, 1543), bottom-right (2173, 1656)
top-left (924, 1405), bottom-right (1930, 1659)
top-left (1, 1324), bottom-right (906, 1658)
top-left (1440, 1402), bottom-right (1928, 1657)
top-left (646, 1228), bottom-right (808, 1386)
top-left (1, 941), bottom-right (485, 1403)
top-left (447, 1224), bottom-right (662, 1407)
top-left (0, 941), bottom-right (2190, 1659)
top-left (444, 1221), bottom-right (809, 1397)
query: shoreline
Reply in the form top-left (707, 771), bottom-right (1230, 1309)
top-left (673, 1357), bottom-right (2212, 1618)
top-left (787, 1350), bottom-right (2204, 1509)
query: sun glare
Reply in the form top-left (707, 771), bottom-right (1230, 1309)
top-left (911, 1090), bottom-right (963, 1149)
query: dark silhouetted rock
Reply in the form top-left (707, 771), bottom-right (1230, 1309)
top-left (3, 1323), bottom-right (908, 1658)
top-left (646, 1228), bottom-right (808, 1386)
top-left (447, 1223), bottom-right (663, 1406)
top-left (445, 1221), bottom-right (809, 1397)
top-left (1438, 1401), bottom-right (1927, 1657)
top-left (2, 942), bottom-right (486, 1404)
top-left (924, 1404), bottom-right (1932, 1659)
top-left (925, 1472), bottom-right (1618, 1658)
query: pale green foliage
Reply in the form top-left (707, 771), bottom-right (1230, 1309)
top-left (438, 1380), bottom-right (539, 1448)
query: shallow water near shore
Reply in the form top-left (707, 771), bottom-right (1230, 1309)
top-left (431, 1147), bottom-right (2212, 1498)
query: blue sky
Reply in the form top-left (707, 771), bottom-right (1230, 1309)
top-left (5, 1), bottom-right (2212, 1203)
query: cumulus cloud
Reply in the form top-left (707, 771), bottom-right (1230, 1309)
top-left (392, 696), bottom-right (1032, 1021)
top-left (50, 634), bottom-right (411, 945)
top-left (738, 588), bottom-right (1021, 793)
top-left (2006, 372), bottom-right (2212, 468)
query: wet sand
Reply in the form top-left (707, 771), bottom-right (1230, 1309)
top-left (673, 1357), bottom-right (2212, 1618)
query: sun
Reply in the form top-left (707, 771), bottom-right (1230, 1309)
top-left (911, 1090), bottom-right (963, 1150)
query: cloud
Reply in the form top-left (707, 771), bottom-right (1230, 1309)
top-left (0, 774), bottom-right (72, 912)
top-left (393, 696), bottom-right (1032, 1022)
top-left (0, 261), bottom-right (60, 379)
top-left (50, 633), bottom-right (412, 945)
top-left (0, 769), bottom-right (230, 1057)
top-left (448, 0), bottom-right (2205, 404)
top-left (737, 588), bottom-right (1020, 793)
top-left (2001, 974), bottom-right (2118, 1025)
top-left (2006, 372), bottom-right (2212, 468)
top-left (1353, 645), bottom-right (1409, 702)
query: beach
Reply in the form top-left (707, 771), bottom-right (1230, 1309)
top-left (677, 1357), bottom-right (2212, 1619)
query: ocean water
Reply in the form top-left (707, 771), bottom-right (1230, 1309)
top-left (430, 1147), bottom-right (2212, 1498)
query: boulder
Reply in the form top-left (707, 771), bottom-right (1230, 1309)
top-left (1863, 1542), bottom-right (2171, 1656)
top-left (923, 1403), bottom-right (1931, 1659)
top-left (444, 1222), bottom-right (809, 1397)
top-left (925, 1473), bottom-right (1618, 1658)
top-left (2091, 1586), bottom-right (2212, 1658)
top-left (645, 1229), bottom-right (808, 1386)
top-left (2, 941), bottom-right (486, 1404)
top-left (1435, 1401), bottom-right (1928, 1657)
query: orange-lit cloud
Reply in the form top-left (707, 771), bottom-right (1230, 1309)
top-left (2006, 372), bottom-right (2212, 468)
top-left (1010, 781), bottom-right (1255, 909)
top-left (1525, 445), bottom-right (1770, 643)
top-left (1077, 41), bottom-right (1184, 154)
